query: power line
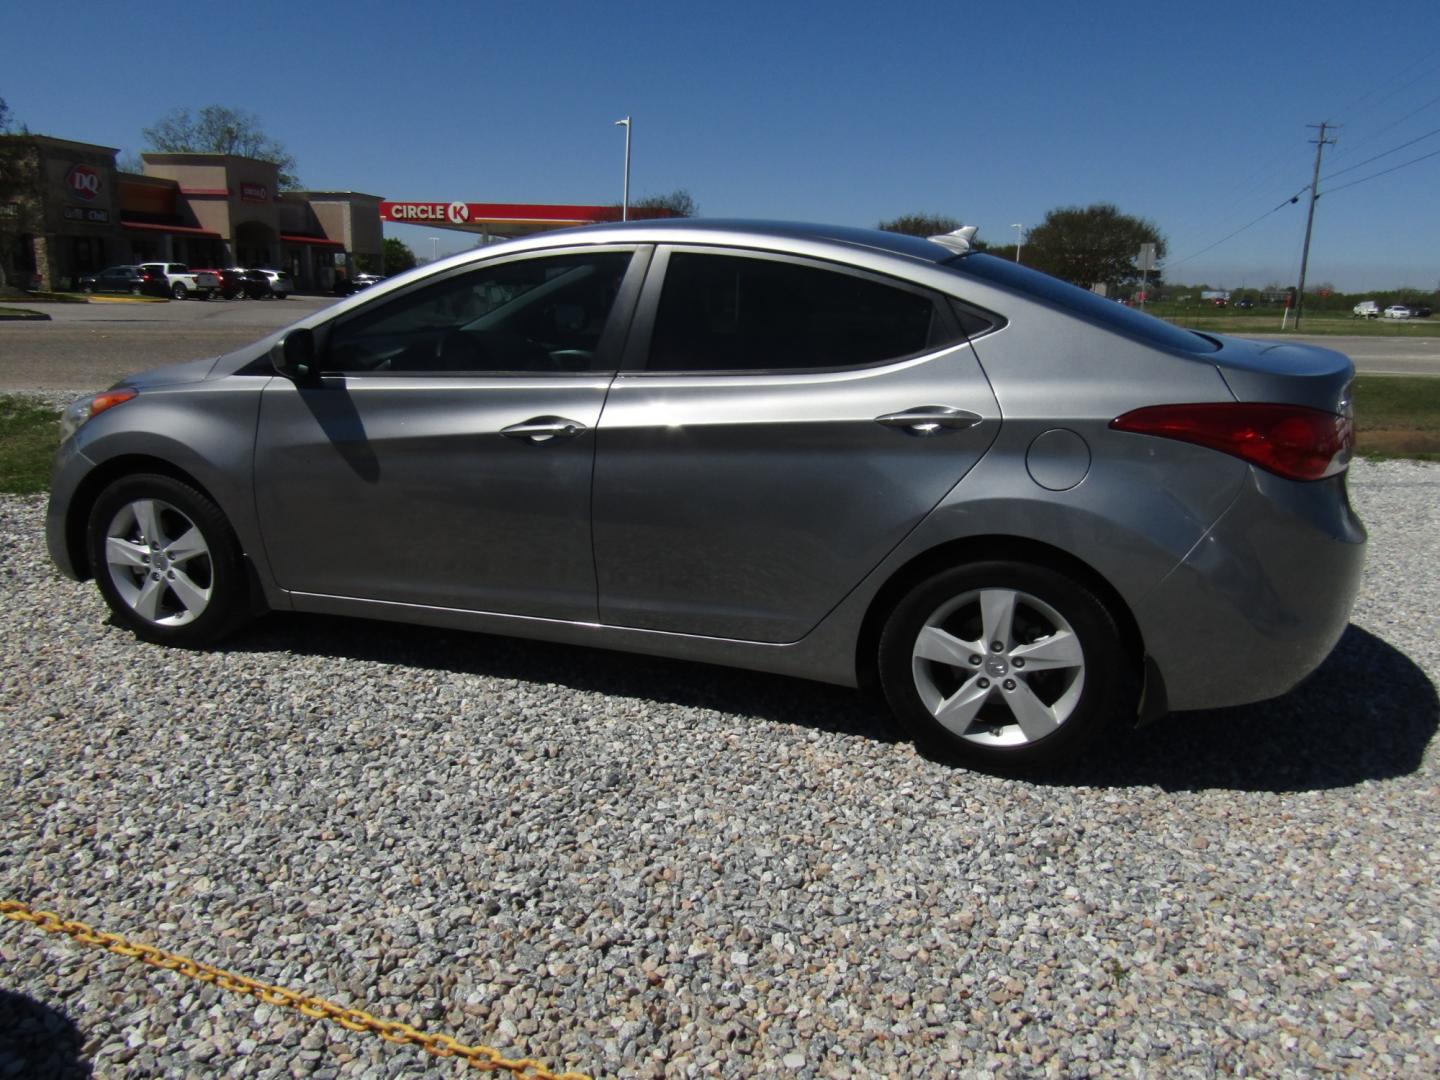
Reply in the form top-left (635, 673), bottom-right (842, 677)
top-left (1168, 186), bottom-right (1308, 268)
top-left (1325, 58), bottom-right (1440, 162)
top-left (1321, 144), bottom-right (1440, 196)
top-left (1326, 91), bottom-right (1440, 166)
top-left (1321, 123), bottom-right (1440, 181)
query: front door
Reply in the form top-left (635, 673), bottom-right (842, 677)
top-left (255, 246), bottom-right (645, 622)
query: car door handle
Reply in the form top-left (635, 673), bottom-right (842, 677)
top-left (500, 416), bottom-right (587, 443)
top-left (874, 406), bottom-right (984, 436)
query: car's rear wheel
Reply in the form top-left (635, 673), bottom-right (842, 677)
top-left (878, 561), bottom-right (1136, 773)
top-left (86, 474), bottom-right (249, 647)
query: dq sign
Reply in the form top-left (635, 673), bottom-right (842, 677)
top-left (66, 164), bottom-right (102, 201)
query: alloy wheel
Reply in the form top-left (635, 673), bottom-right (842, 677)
top-left (103, 498), bottom-right (214, 627)
top-left (911, 587), bottom-right (1085, 747)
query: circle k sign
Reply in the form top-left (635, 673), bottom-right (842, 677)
top-left (66, 164), bottom-right (103, 201)
top-left (446, 202), bottom-right (470, 224)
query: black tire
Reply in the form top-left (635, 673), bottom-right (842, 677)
top-left (171, 283), bottom-right (187, 300)
top-left (878, 560), bottom-right (1137, 773)
top-left (86, 473), bottom-right (250, 647)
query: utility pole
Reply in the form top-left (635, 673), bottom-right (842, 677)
top-left (1294, 121), bottom-right (1337, 331)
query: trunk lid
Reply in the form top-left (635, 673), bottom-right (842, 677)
top-left (1207, 335), bottom-right (1355, 414)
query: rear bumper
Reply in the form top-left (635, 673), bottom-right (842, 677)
top-left (1135, 467), bottom-right (1366, 711)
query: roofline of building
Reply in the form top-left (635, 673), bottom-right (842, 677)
top-left (288, 191), bottom-right (385, 201)
top-left (0, 132), bottom-right (120, 155)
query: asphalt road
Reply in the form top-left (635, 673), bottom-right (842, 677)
top-left (0, 296), bottom-right (334, 392)
top-left (1244, 333), bottom-right (1440, 377)
top-left (3, 298), bottom-right (1438, 393)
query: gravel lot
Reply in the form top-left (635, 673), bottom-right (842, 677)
top-left (2, 455), bottom-right (1437, 1079)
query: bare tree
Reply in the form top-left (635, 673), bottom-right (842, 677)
top-left (141, 105), bottom-right (299, 188)
top-left (878, 213), bottom-right (963, 238)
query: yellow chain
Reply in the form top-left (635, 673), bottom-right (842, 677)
top-left (1, 899), bottom-right (591, 1079)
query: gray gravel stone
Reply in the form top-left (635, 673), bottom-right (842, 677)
top-left (1, 457), bottom-right (1437, 1078)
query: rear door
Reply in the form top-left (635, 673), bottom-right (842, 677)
top-left (592, 246), bottom-right (1000, 643)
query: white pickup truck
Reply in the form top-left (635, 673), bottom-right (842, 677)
top-left (139, 262), bottom-right (220, 301)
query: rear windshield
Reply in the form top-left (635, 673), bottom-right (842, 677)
top-left (946, 253), bottom-right (1219, 353)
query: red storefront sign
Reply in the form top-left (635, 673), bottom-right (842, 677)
top-left (380, 201), bottom-right (621, 226)
top-left (240, 183), bottom-right (269, 202)
top-left (66, 164), bottom-right (102, 201)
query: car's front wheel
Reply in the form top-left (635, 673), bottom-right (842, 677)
top-left (878, 561), bottom-right (1137, 773)
top-left (170, 283), bottom-right (187, 300)
top-left (86, 474), bottom-right (249, 646)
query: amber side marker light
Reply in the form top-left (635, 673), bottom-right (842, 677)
top-left (1110, 402), bottom-right (1353, 481)
top-left (60, 387), bottom-right (139, 443)
top-left (90, 388), bottom-right (138, 417)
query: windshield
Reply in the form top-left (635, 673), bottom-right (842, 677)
top-left (946, 253), bottom-right (1219, 354)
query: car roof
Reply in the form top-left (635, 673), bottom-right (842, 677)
top-left (524, 219), bottom-right (964, 265)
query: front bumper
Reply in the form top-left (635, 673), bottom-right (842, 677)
top-left (1134, 467), bottom-right (1366, 711)
top-left (46, 438), bottom-right (94, 581)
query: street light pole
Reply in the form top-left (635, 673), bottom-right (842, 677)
top-left (615, 116), bottom-right (632, 221)
top-left (429, 236), bottom-right (438, 263)
top-left (1011, 223), bottom-right (1025, 263)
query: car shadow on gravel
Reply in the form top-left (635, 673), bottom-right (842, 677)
top-left (0, 990), bottom-right (91, 1078)
top-left (1054, 624), bottom-right (1438, 792)
top-left (221, 618), bottom-right (1433, 792)
top-left (223, 613), bottom-right (903, 746)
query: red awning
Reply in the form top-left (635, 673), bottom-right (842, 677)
top-left (280, 234), bottom-right (344, 247)
top-left (121, 220), bottom-right (221, 238)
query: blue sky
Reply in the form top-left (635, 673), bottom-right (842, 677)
top-left (6, 0), bottom-right (1439, 290)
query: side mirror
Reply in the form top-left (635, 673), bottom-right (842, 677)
top-left (271, 328), bottom-right (319, 384)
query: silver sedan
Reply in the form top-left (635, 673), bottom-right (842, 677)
top-left (47, 221), bottom-right (1365, 772)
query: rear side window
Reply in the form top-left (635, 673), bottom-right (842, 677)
top-left (646, 252), bottom-right (955, 373)
top-left (948, 253), bottom-right (1219, 353)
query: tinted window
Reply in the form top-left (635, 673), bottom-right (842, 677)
top-left (324, 251), bottom-right (633, 375)
top-left (647, 253), bottom-right (950, 372)
top-left (947, 253), bottom-right (1220, 353)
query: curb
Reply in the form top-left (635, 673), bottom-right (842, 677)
top-left (0, 310), bottom-right (51, 321)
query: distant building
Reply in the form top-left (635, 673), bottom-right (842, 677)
top-left (0, 133), bottom-right (381, 292)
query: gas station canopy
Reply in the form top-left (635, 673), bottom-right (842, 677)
top-left (380, 201), bottom-right (675, 238)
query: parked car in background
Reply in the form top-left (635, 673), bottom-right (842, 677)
top-left (193, 268), bottom-right (250, 300)
top-left (1407, 304), bottom-right (1432, 318)
top-left (1352, 300), bottom-right (1381, 319)
top-left (78, 266), bottom-right (153, 296)
top-left (1233, 299), bottom-right (1254, 309)
top-left (138, 262), bottom-right (219, 301)
top-left (46, 220), bottom-right (1366, 774)
top-left (1383, 305), bottom-right (1412, 319)
top-left (333, 271), bottom-right (387, 297)
top-left (251, 269), bottom-right (293, 298)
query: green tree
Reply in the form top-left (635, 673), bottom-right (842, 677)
top-left (878, 213), bottom-right (962, 237)
top-left (141, 105), bottom-right (300, 188)
top-left (1023, 203), bottom-right (1166, 291)
top-left (383, 238), bottom-right (417, 273)
top-left (1, 100), bottom-right (42, 290)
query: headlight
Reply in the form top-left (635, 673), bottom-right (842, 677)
top-left (58, 388), bottom-right (137, 443)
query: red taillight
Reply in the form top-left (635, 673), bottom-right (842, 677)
top-left (1110, 402), bottom-right (1353, 481)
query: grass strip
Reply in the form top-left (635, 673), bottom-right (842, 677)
top-left (1352, 375), bottom-right (1440, 461)
top-left (0, 395), bottom-right (60, 495)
